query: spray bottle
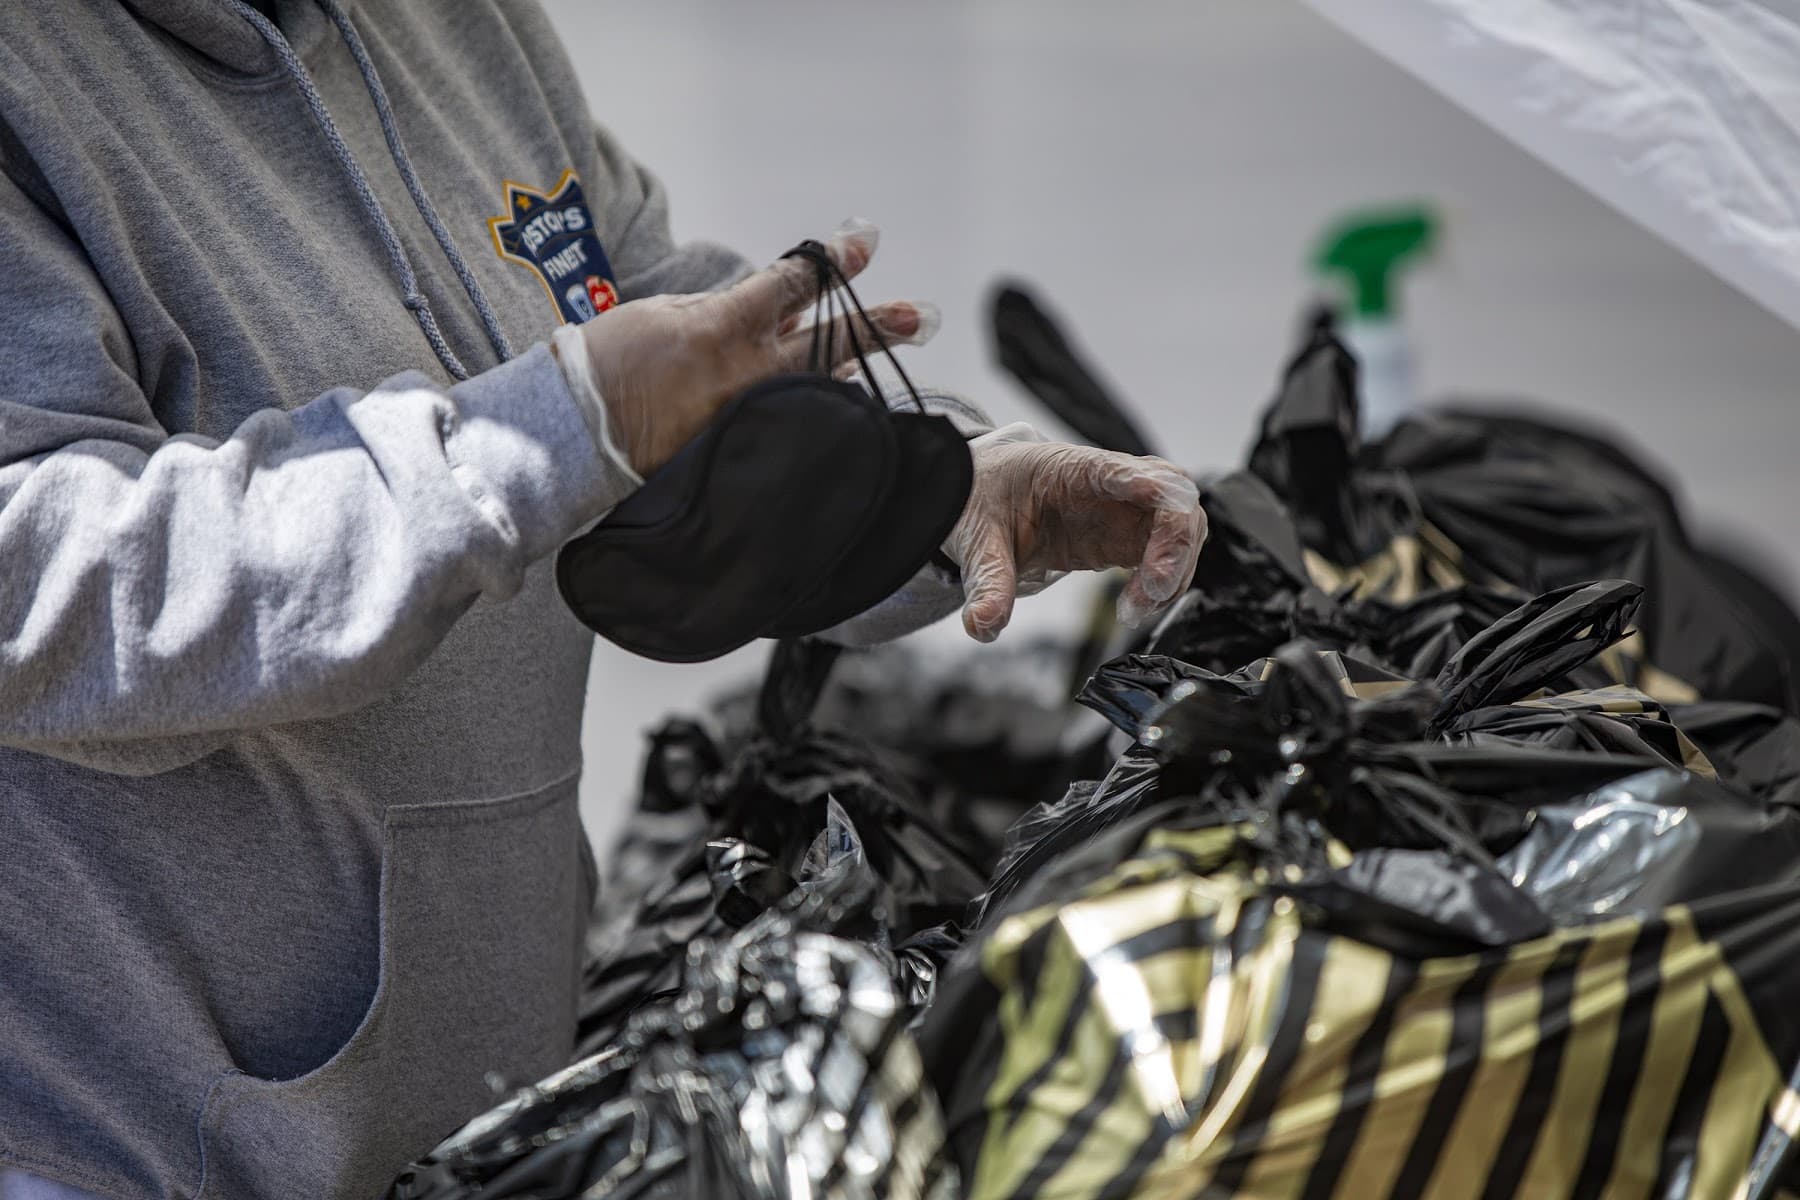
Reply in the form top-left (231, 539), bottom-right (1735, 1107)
top-left (1312, 205), bottom-right (1437, 440)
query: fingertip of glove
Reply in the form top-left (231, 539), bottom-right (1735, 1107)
top-left (1117, 591), bottom-right (1158, 630)
top-left (963, 594), bottom-right (1011, 643)
top-left (907, 300), bottom-right (941, 345)
top-left (831, 218), bottom-right (880, 270)
top-left (964, 611), bottom-right (1002, 644)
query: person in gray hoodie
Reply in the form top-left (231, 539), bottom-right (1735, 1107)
top-left (0, 2), bottom-right (1205, 1197)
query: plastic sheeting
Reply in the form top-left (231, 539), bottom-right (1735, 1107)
top-left (1305, 0), bottom-right (1800, 334)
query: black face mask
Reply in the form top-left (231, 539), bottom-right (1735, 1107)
top-left (557, 241), bottom-right (974, 663)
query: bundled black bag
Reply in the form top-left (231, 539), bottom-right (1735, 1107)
top-left (576, 640), bottom-right (989, 1059)
top-left (988, 283), bottom-right (1156, 457)
top-left (1243, 321), bottom-right (1800, 710)
top-left (393, 807), bottom-right (957, 1200)
top-left (925, 594), bottom-right (1800, 1200)
top-left (923, 799), bottom-right (1800, 1200)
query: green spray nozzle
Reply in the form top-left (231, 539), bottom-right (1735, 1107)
top-left (1312, 205), bottom-right (1437, 318)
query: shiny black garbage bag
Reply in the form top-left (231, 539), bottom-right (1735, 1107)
top-left (1144, 473), bottom-right (1800, 809)
top-left (925, 629), bottom-right (1800, 1199)
top-left (576, 723), bottom-right (982, 1058)
top-left (588, 632), bottom-right (1104, 1050)
top-left (924, 804), bottom-right (1800, 1200)
top-left (972, 634), bottom-right (1649, 937)
top-left (980, 579), bottom-right (1709, 928)
top-left (578, 644), bottom-right (987, 1059)
top-left (723, 636), bottom-right (1104, 864)
top-left (1147, 467), bottom-right (1540, 691)
top-left (1412, 576), bottom-right (1800, 811)
top-left (1145, 471), bottom-right (1353, 676)
top-left (988, 283), bottom-right (1157, 457)
top-left (1669, 699), bottom-right (1800, 809)
top-left (393, 806), bottom-right (957, 1200)
top-left (1248, 320), bottom-right (1800, 711)
top-left (602, 634), bottom-right (1095, 950)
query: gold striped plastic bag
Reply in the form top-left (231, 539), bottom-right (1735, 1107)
top-left (928, 824), bottom-right (1800, 1200)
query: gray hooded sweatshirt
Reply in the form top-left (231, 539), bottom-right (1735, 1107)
top-left (0, 3), bottom-right (986, 1197)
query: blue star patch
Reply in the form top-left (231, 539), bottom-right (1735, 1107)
top-left (488, 169), bottom-right (619, 324)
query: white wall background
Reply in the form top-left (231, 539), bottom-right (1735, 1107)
top-left (542, 0), bottom-right (1800, 855)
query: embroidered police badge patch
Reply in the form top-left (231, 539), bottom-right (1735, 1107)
top-left (488, 169), bottom-right (620, 324)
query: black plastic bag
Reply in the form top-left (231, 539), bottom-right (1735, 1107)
top-left (697, 636), bottom-right (1102, 872)
top-left (1670, 699), bottom-right (1800, 807)
top-left (987, 571), bottom-right (1793, 943)
top-left (925, 602), bottom-right (1800, 1200)
top-left (1498, 765), bottom-right (1800, 924)
top-left (1245, 325), bottom-right (1800, 710)
top-left (989, 283), bottom-right (1156, 457)
top-left (922, 806), bottom-right (1800, 1200)
top-left (902, 289), bottom-right (1800, 1199)
top-left (577, 725), bottom-right (989, 1057)
top-left (395, 807), bottom-right (956, 1200)
top-left (1144, 471), bottom-right (1353, 674)
top-left (1146, 469), bottom-right (1529, 691)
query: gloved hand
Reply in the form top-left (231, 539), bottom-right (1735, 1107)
top-left (944, 425), bottom-right (1206, 642)
top-left (573, 219), bottom-right (936, 477)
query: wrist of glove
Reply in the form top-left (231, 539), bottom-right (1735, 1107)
top-left (942, 425), bottom-right (1206, 643)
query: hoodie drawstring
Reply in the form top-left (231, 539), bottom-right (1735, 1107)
top-left (224, 0), bottom-right (517, 380)
top-left (314, 0), bottom-right (516, 364)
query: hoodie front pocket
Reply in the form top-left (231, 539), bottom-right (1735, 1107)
top-left (192, 773), bottom-right (585, 1200)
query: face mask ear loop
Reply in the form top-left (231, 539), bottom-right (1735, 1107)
top-left (807, 285), bottom-right (826, 377)
top-left (800, 245), bottom-right (830, 375)
top-left (782, 240), bottom-right (928, 415)
top-left (826, 254), bottom-right (927, 416)
top-left (840, 277), bottom-right (874, 380)
top-left (824, 266), bottom-right (840, 377)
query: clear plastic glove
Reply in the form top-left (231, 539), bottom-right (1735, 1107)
top-left (944, 425), bottom-right (1206, 643)
top-left (573, 218), bottom-right (938, 477)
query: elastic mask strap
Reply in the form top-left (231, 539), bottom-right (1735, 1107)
top-left (781, 240), bottom-right (927, 415)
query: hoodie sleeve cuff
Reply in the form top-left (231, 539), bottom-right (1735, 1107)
top-left (441, 342), bottom-right (643, 563)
